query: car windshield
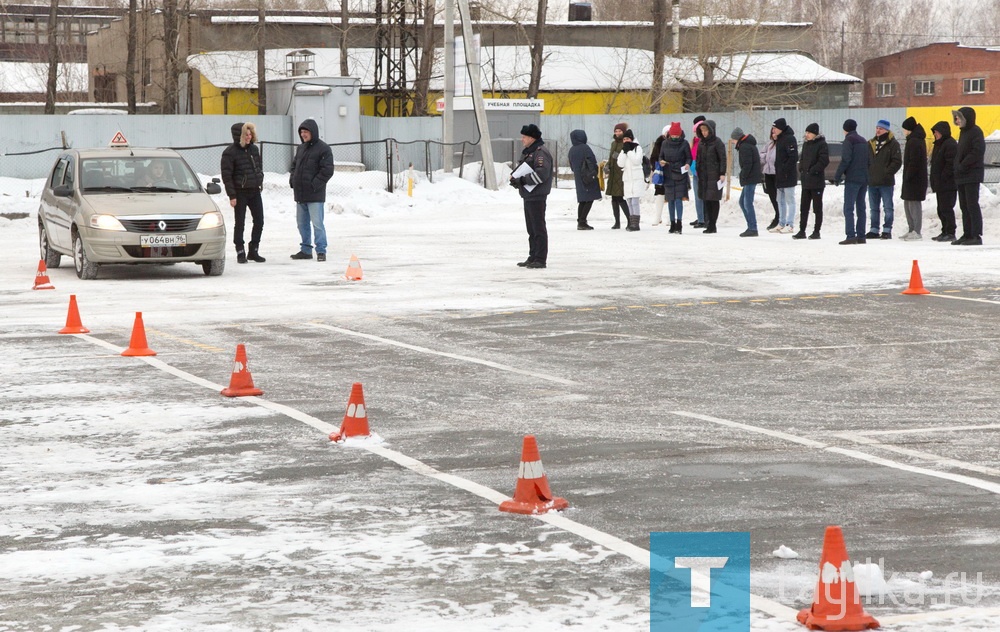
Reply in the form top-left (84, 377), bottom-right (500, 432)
top-left (81, 157), bottom-right (201, 193)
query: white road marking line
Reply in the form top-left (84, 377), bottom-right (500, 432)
top-left (853, 423), bottom-right (1000, 437)
top-left (881, 605), bottom-right (1000, 624)
top-left (833, 433), bottom-right (1000, 478)
top-left (71, 333), bottom-right (798, 619)
top-left (758, 337), bottom-right (1000, 351)
top-left (672, 411), bottom-right (1000, 496)
top-left (308, 322), bottom-right (577, 386)
top-left (930, 294), bottom-right (1000, 306)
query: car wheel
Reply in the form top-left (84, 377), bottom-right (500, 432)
top-left (38, 221), bottom-right (61, 268)
top-left (201, 258), bottom-right (225, 277)
top-left (73, 230), bottom-right (99, 280)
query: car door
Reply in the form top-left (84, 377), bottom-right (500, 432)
top-left (40, 155), bottom-right (76, 252)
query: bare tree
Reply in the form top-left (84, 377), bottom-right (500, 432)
top-left (526, 0), bottom-right (546, 97)
top-left (340, 0), bottom-right (350, 76)
top-left (257, 0), bottom-right (267, 114)
top-left (44, 0), bottom-right (60, 114)
top-left (162, 0), bottom-right (180, 113)
top-left (649, 0), bottom-right (666, 113)
top-left (126, 0), bottom-right (138, 113)
top-left (413, 0), bottom-right (438, 115)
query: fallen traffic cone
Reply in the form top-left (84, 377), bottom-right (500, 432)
top-left (797, 526), bottom-right (880, 630)
top-left (58, 294), bottom-right (90, 334)
top-left (33, 260), bottom-right (55, 290)
top-left (220, 344), bottom-right (263, 397)
top-left (329, 382), bottom-right (370, 441)
top-left (345, 254), bottom-right (363, 281)
top-left (499, 435), bottom-right (569, 515)
top-left (901, 259), bottom-right (930, 295)
top-left (121, 312), bottom-right (156, 357)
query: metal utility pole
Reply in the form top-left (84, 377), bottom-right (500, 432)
top-left (456, 0), bottom-right (497, 190)
top-left (443, 0), bottom-right (454, 171)
top-left (374, 0), bottom-right (418, 116)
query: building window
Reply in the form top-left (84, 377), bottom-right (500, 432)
top-left (964, 78), bottom-right (986, 94)
top-left (876, 82), bottom-right (895, 98)
top-left (914, 80), bottom-right (935, 96)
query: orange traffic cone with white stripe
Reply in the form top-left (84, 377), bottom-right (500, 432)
top-left (901, 260), bottom-right (930, 295)
top-left (121, 312), bottom-right (156, 356)
top-left (345, 254), bottom-right (363, 281)
top-left (329, 382), bottom-right (370, 441)
top-left (221, 344), bottom-right (263, 397)
top-left (499, 435), bottom-right (569, 515)
top-left (58, 294), bottom-right (90, 334)
top-left (33, 260), bottom-right (55, 290)
top-left (797, 526), bottom-right (880, 630)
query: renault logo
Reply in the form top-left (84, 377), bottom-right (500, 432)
top-left (157, 220), bottom-right (167, 231)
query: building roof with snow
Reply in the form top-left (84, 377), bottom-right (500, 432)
top-left (0, 62), bottom-right (88, 94)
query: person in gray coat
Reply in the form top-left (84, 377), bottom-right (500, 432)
top-left (568, 129), bottom-right (601, 230)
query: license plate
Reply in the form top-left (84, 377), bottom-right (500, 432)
top-left (140, 234), bottom-right (186, 247)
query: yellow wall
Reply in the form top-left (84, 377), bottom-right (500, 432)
top-left (421, 90), bottom-right (683, 115)
top-left (905, 105), bottom-right (1000, 145)
top-left (199, 76), bottom-right (259, 115)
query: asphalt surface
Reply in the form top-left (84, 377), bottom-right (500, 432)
top-left (4, 286), bottom-right (1000, 628)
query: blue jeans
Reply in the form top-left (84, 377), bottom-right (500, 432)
top-left (739, 183), bottom-right (757, 231)
top-left (296, 202), bottom-right (327, 254)
top-left (667, 199), bottom-right (683, 223)
top-left (691, 173), bottom-right (704, 222)
top-left (777, 187), bottom-right (796, 227)
top-left (843, 182), bottom-right (867, 239)
top-left (868, 185), bottom-right (894, 233)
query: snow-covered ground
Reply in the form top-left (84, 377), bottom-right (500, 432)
top-left (2, 167), bottom-right (1000, 631)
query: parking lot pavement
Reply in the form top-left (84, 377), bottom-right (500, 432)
top-left (4, 288), bottom-right (1000, 629)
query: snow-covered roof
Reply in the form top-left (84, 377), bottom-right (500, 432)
top-left (0, 62), bottom-right (88, 94)
top-left (187, 47), bottom-right (858, 93)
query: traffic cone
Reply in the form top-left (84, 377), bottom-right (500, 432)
top-left (797, 526), bottom-right (880, 630)
top-left (220, 344), bottom-right (263, 397)
top-left (121, 312), bottom-right (156, 357)
top-left (33, 260), bottom-right (55, 290)
top-left (329, 382), bottom-right (370, 441)
top-left (58, 294), bottom-right (90, 334)
top-left (345, 254), bottom-right (363, 281)
top-left (499, 435), bottom-right (569, 515)
top-left (901, 260), bottom-right (930, 295)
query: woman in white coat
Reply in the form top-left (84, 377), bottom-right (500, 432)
top-left (616, 129), bottom-right (647, 231)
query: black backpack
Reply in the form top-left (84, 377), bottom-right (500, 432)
top-left (580, 155), bottom-right (598, 185)
top-left (642, 155), bottom-right (652, 181)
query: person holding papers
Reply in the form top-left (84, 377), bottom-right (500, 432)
top-left (509, 123), bottom-right (554, 269)
top-left (694, 120), bottom-right (726, 234)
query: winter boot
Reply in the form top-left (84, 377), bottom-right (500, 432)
top-left (236, 249), bottom-right (247, 264)
top-left (668, 220), bottom-right (678, 234)
top-left (808, 231), bottom-right (821, 240)
top-left (651, 196), bottom-right (665, 226)
top-left (792, 230), bottom-right (807, 239)
top-left (248, 247), bottom-right (266, 263)
top-left (626, 214), bottom-right (640, 232)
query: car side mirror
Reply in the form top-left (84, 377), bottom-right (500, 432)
top-left (53, 184), bottom-right (74, 198)
top-left (205, 181), bottom-right (221, 194)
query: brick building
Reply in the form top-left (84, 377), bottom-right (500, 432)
top-left (863, 42), bottom-right (1000, 108)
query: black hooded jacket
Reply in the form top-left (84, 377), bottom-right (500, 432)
top-left (929, 121), bottom-right (958, 193)
top-left (773, 126), bottom-right (799, 188)
top-left (568, 129), bottom-right (602, 202)
top-left (220, 121), bottom-right (264, 198)
top-left (953, 106), bottom-right (985, 185)
top-left (735, 134), bottom-right (763, 186)
top-left (901, 123), bottom-right (928, 201)
top-left (289, 118), bottom-right (335, 203)
top-left (695, 120), bottom-right (726, 202)
top-left (798, 135), bottom-right (829, 190)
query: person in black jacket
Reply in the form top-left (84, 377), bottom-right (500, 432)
top-left (899, 116), bottom-right (928, 240)
top-left (695, 120), bottom-right (726, 234)
top-left (731, 127), bottom-right (762, 237)
top-left (221, 122), bottom-right (266, 263)
top-left (832, 119), bottom-right (870, 244)
top-left (510, 124), bottom-right (554, 268)
top-left (796, 123), bottom-right (829, 240)
top-left (772, 118), bottom-right (798, 233)
top-left (568, 129), bottom-right (601, 230)
top-left (952, 106), bottom-right (986, 245)
top-left (866, 119), bottom-right (902, 239)
top-left (289, 118), bottom-right (334, 261)
top-left (929, 121), bottom-right (958, 242)
top-left (659, 122), bottom-right (691, 234)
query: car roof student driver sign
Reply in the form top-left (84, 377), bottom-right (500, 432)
top-left (108, 131), bottom-right (129, 147)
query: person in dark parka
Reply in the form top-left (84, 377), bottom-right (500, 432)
top-left (832, 118), bottom-right (870, 244)
top-left (952, 106), bottom-right (986, 245)
top-left (929, 120), bottom-right (958, 241)
top-left (220, 121), bottom-right (265, 263)
top-left (732, 127), bottom-right (762, 236)
top-left (605, 123), bottom-right (629, 228)
top-left (899, 116), bottom-right (928, 240)
top-left (510, 123), bottom-right (554, 268)
top-left (866, 119), bottom-right (902, 239)
top-left (289, 118), bottom-right (334, 260)
top-left (568, 129), bottom-right (601, 230)
top-left (796, 123), bottom-right (829, 240)
top-left (771, 118), bottom-right (799, 232)
top-left (695, 119), bottom-right (726, 233)
top-left (658, 122), bottom-right (691, 234)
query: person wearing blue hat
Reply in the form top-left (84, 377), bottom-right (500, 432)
top-left (866, 119), bottom-right (902, 239)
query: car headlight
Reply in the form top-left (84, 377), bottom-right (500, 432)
top-left (197, 211), bottom-right (224, 230)
top-left (89, 214), bottom-right (126, 231)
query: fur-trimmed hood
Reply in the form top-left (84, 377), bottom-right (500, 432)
top-left (231, 121), bottom-right (258, 146)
